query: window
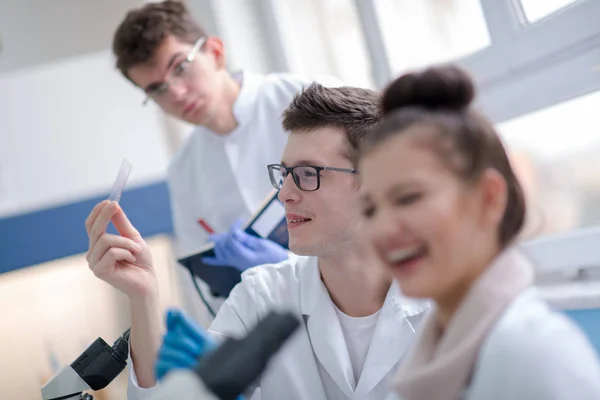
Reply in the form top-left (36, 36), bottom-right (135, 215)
top-left (265, 0), bottom-right (600, 100)
top-left (457, 0), bottom-right (600, 88)
top-left (497, 89), bottom-right (600, 238)
top-left (261, 0), bottom-right (600, 239)
top-left (518, 0), bottom-right (582, 24)
top-left (278, 0), bottom-right (375, 88)
top-left (374, 0), bottom-right (490, 75)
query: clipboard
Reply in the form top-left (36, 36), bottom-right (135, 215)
top-left (178, 190), bottom-right (288, 297)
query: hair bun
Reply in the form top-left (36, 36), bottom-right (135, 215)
top-left (382, 65), bottom-right (475, 115)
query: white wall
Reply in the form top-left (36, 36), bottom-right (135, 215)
top-left (0, 0), bottom-right (146, 73)
top-left (0, 0), bottom-right (287, 219)
top-left (0, 0), bottom-right (193, 218)
top-left (0, 50), bottom-right (170, 218)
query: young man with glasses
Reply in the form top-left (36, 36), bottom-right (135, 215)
top-left (111, 0), bottom-right (340, 341)
top-left (85, 84), bottom-right (429, 399)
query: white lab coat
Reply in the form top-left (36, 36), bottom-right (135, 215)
top-left (127, 256), bottom-right (429, 400)
top-left (462, 288), bottom-right (600, 400)
top-left (166, 71), bottom-right (341, 324)
top-left (208, 256), bottom-right (430, 400)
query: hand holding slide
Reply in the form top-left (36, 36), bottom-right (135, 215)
top-left (84, 159), bottom-right (158, 299)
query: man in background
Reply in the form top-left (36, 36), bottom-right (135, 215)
top-left (111, 0), bottom-right (340, 322)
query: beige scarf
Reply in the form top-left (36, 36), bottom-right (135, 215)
top-left (392, 247), bottom-right (534, 400)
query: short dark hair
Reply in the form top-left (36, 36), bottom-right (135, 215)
top-left (360, 65), bottom-right (526, 247)
top-left (282, 83), bottom-right (381, 167)
top-left (112, 0), bottom-right (206, 80)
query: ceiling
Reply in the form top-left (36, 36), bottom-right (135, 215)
top-left (0, 0), bottom-right (219, 74)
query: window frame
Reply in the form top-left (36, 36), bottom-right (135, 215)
top-left (265, 0), bottom-right (600, 122)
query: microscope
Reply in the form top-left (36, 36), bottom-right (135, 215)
top-left (41, 329), bottom-right (130, 400)
top-left (41, 311), bottom-right (299, 400)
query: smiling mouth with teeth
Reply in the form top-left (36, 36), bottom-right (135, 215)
top-left (287, 217), bottom-right (313, 228)
top-left (286, 212), bottom-right (312, 228)
top-left (386, 247), bottom-right (427, 266)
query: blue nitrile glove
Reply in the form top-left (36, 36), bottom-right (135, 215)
top-left (156, 309), bottom-right (246, 400)
top-left (202, 218), bottom-right (288, 271)
top-left (155, 309), bottom-right (216, 381)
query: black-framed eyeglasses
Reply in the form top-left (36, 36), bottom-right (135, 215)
top-left (142, 36), bottom-right (206, 106)
top-left (267, 164), bottom-right (356, 192)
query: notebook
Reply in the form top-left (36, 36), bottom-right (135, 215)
top-left (178, 190), bottom-right (289, 297)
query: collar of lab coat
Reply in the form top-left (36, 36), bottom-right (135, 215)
top-left (298, 256), bottom-right (430, 398)
top-left (218, 70), bottom-right (261, 141)
top-left (298, 256), bottom-right (428, 319)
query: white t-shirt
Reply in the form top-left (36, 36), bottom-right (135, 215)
top-left (335, 306), bottom-right (382, 387)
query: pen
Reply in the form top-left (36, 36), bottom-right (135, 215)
top-left (197, 218), bottom-right (215, 234)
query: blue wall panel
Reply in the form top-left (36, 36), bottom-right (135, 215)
top-left (0, 181), bottom-right (173, 274)
top-left (564, 309), bottom-right (600, 356)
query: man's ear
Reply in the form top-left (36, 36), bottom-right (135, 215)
top-left (204, 36), bottom-right (226, 70)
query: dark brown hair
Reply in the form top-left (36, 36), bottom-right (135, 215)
top-left (282, 83), bottom-right (381, 167)
top-left (113, 0), bottom-right (206, 80)
top-left (361, 65), bottom-right (525, 247)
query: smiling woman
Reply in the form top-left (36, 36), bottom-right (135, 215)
top-left (358, 64), bottom-right (600, 400)
top-left (359, 64), bottom-right (524, 303)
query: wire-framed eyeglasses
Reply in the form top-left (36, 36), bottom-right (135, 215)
top-left (142, 36), bottom-right (206, 106)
